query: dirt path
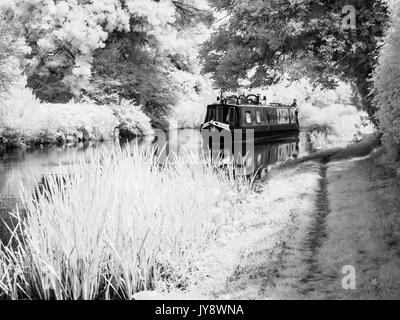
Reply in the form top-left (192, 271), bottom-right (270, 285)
top-left (299, 160), bottom-right (331, 296)
top-left (281, 133), bottom-right (382, 168)
top-left (290, 133), bottom-right (400, 299)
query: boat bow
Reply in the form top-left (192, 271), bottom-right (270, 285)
top-left (201, 120), bottom-right (231, 131)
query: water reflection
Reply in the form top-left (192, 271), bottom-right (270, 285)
top-left (195, 130), bottom-right (300, 177)
top-left (242, 135), bottom-right (299, 179)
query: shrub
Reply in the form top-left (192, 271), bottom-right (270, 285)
top-left (111, 99), bottom-right (154, 137)
top-left (373, 1), bottom-right (400, 168)
top-left (300, 102), bottom-right (373, 150)
top-left (0, 86), bottom-right (118, 147)
top-left (0, 85), bottom-right (153, 148)
top-left (170, 71), bottom-right (217, 129)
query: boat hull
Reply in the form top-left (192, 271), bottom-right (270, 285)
top-left (201, 122), bottom-right (299, 143)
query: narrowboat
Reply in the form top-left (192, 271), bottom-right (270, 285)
top-left (201, 94), bottom-right (299, 141)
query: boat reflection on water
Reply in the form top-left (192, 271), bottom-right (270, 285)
top-left (201, 131), bottom-right (300, 179)
top-left (239, 135), bottom-right (299, 179)
top-left (157, 129), bottom-right (300, 178)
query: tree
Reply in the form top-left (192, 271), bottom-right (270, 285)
top-left (0, 7), bottom-right (19, 93)
top-left (12, 0), bottom-right (212, 127)
top-left (201, 0), bottom-right (389, 120)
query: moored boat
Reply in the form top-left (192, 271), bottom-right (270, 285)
top-left (201, 94), bottom-right (299, 141)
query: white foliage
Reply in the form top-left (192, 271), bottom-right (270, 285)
top-left (0, 82), bottom-right (153, 147)
top-left (12, 0), bottom-right (193, 92)
top-left (170, 70), bottom-right (217, 128)
top-left (112, 99), bottom-right (154, 136)
top-left (374, 1), bottom-right (400, 165)
top-left (263, 79), bottom-right (353, 106)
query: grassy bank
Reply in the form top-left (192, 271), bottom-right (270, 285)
top-left (169, 141), bottom-right (400, 300)
top-left (135, 136), bottom-right (398, 300)
top-left (0, 146), bottom-right (250, 299)
top-left (133, 161), bottom-right (322, 299)
top-left (203, 162), bottom-right (321, 300)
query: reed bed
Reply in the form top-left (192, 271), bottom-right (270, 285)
top-left (0, 145), bottom-right (248, 300)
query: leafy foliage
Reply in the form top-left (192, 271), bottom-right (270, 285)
top-left (201, 0), bottom-right (389, 119)
top-left (0, 84), bottom-right (152, 149)
top-left (373, 1), bottom-right (400, 167)
top-left (111, 99), bottom-right (154, 137)
top-left (7, 0), bottom-right (213, 128)
top-left (0, 8), bottom-right (20, 93)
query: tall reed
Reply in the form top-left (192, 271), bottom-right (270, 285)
top-left (0, 145), bottom-right (247, 299)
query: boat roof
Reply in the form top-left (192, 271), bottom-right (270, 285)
top-left (208, 103), bottom-right (293, 109)
top-left (208, 94), bottom-right (294, 109)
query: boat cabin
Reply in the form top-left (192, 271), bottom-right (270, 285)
top-left (202, 94), bottom-right (299, 135)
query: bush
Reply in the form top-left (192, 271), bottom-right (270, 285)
top-left (170, 71), bottom-right (217, 129)
top-left (0, 85), bottom-right (117, 147)
top-left (0, 85), bottom-right (153, 149)
top-left (300, 102), bottom-right (374, 150)
top-left (373, 1), bottom-right (400, 168)
top-left (112, 99), bottom-right (154, 137)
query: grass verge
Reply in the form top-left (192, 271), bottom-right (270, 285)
top-left (308, 150), bottom-right (400, 299)
top-left (133, 161), bottom-right (321, 299)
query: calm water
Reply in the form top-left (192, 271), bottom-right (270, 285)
top-left (0, 129), bottom-right (305, 243)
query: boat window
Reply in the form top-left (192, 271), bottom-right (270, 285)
top-left (271, 110), bottom-right (276, 123)
top-left (217, 107), bottom-right (223, 122)
top-left (207, 109), bottom-right (215, 122)
top-left (245, 111), bottom-right (252, 124)
top-left (290, 109), bottom-right (296, 123)
top-left (277, 110), bottom-right (282, 123)
top-left (229, 107), bottom-right (235, 124)
top-left (283, 109), bottom-right (289, 122)
top-left (223, 107), bottom-right (230, 123)
top-left (256, 110), bottom-right (262, 124)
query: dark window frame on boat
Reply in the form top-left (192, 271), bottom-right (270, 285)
top-left (206, 109), bottom-right (215, 122)
top-left (277, 110), bottom-right (282, 123)
top-left (217, 107), bottom-right (223, 122)
top-left (223, 107), bottom-right (230, 123)
top-left (245, 111), bottom-right (252, 124)
top-left (266, 109), bottom-right (272, 123)
top-left (256, 110), bottom-right (262, 124)
top-left (229, 107), bottom-right (236, 124)
top-left (283, 109), bottom-right (289, 123)
top-left (290, 109), bottom-right (296, 123)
